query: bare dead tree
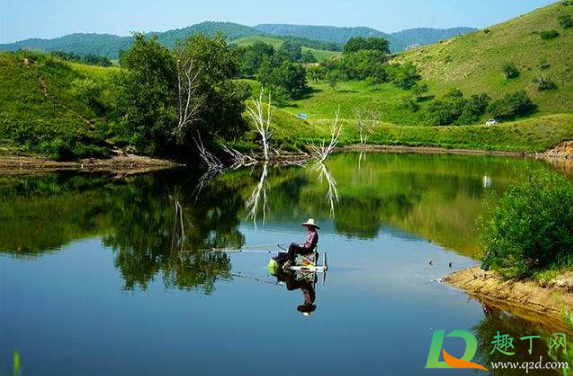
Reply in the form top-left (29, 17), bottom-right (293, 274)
top-left (174, 54), bottom-right (202, 142)
top-left (308, 107), bottom-right (343, 163)
top-left (354, 109), bottom-right (380, 146)
top-left (247, 89), bottom-right (272, 161)
top-left (222, 145), bottom-right (257, 169)
top-left (192, 167), bottom-right (222, 203)
top-left (193, 132), bottom-right (223, 170)
top-left (246, 162), bottom-right (269, 228)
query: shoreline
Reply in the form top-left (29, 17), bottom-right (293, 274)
top-left (445, 266), bottom-right (573, 330)
top-left (0, 154), bottom-right (182, 175)
top-left (336, 144), bottom-right (535, 157)
top-left (1, 141), bottom-right (572, 174)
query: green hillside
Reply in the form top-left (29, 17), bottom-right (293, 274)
top-left (231, 35), bottom-right (342, 61)
top-left (0, 51), bottom-right (117, 158)
top-left (399, 1), bottom-right (573, 116)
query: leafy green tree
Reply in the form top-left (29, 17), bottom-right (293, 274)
top-left (386, 62), bottom-right (421, 89)
top-left (339, 50), bottom-right (388, 81)
top-left (117, 33), bottom-right (249, 156)
top-left (236, 42), bottom-right (275, 76)
top-left (458, 93), bottom-right (490, 124)
top-left (175, 33), bottom-right (249, 143)
top-left (488, 90), bottom-right (536, 120)
top-left (279, 40), bottom-right (303, 61)
top-left (301, 50), bottom-right (317, 63)
top-left (117, 33), bottom-right (177, 155)
top-left (258, 57), bottom-right (307, 98)
top-left (327, 70), bottom-right (343, 91)
top-left (343, 37), bottom-right (390, 54)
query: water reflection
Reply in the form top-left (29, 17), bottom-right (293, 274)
top-left (0, 153), bottom-right (563, 285)
top-left (2, 153), bottom-right (571, 376)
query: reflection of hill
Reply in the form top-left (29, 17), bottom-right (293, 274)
top-left (254, 153), bottom-right (553, 257)
top-left (0, 152), bottom-right (555, 287)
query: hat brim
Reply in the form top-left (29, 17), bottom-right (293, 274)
top-left (302, 223), bottom-right (320, 229)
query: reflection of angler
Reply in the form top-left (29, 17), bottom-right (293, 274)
top-left (276, 269), bottom-right (317, 317)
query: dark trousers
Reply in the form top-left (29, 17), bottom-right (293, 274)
top-left (287, 243), bottom-right (312, 262)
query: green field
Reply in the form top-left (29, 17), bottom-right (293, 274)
top-left (231, 35), bottom-right (342, 62)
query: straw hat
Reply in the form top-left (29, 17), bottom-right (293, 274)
top-left (301, 218), bottom-right (320, 229)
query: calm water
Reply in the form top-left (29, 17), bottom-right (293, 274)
top-left (0, 153), bottom-right (568, 376)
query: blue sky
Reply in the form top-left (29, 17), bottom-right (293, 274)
top-left (0, 0), bottom-right (559, 43)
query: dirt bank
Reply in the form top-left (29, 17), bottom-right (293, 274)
top-left (445, 266), bottom-right (573, 330)
top-left (0, 154), bottom-right (181, 175)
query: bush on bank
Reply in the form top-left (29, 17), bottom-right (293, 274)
top-left (481, 171), bottom-right (573, 278)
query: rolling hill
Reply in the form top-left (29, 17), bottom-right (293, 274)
top-left (399, 0), bottom-right (573, 116)
top-left (254, 24), bottom-right (476, 52)
top-left (0, 21), bottom-right (475, 58)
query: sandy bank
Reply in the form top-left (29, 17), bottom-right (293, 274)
top-left (445, 266), bottom-right (573, 330)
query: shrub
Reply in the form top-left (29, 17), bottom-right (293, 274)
top-left (540, 30), bottom-right (560, 40)
top-left (502, 63), bottom-right (520, 79)
top-left (400, 95), bottom-right (420, 112)
top-left (534, 76), bottom-right (557, 91)
top-left (538, 57), bottom-right (551, 70)
top-left (481, 171), bottom-right (573, 278)
top-left (301, 50), bottom-right (317, 63)
top-left (488, 90), bottom-right (536, 120)
top-left (558, 13), bottom-right (573, 28)
top-left (424, 90), bottom-right (489, 125)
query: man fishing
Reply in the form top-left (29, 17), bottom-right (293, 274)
top-left (282, 218), bottom-right (320, 269)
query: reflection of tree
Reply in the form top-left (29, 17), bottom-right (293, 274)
top-left (245, 162), bottom-right (269, 227)
top-left (101, 172), bottom-right (244, 292)
top-left (472, 307), bottom-right (559, 376)
top-left (313, 161), bottom-right (339, 217)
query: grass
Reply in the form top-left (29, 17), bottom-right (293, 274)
top-left (279, 80), bottom-right (423, 125)
top-left (0, 51), bottom-right (117, 159)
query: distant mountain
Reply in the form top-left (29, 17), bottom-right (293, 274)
top-left (0, 21), bottom-right (476, 57)
top-left (254, 24), bottom-right (476, 52)
top-left (0, 22), bottom-right (261, 58)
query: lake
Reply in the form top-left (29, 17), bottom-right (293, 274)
top-left (0, 152), bottom-right (568, 376)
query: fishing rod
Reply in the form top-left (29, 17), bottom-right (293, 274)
top-left (181, 244), bottom-right (286, 254)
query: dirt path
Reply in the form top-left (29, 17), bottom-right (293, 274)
top-left (445, 266), bottom-right (573, 330)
